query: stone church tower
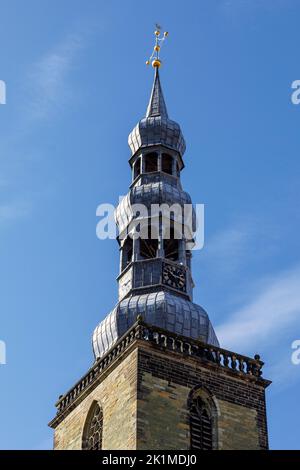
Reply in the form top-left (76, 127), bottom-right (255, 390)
top-left (49, 54), bottom-right (270, 450)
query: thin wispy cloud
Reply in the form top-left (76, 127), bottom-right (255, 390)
top-left (0, 200), bottom-right (32, 224)
top-left (267, 355), bottom-right (299, 392)
top-left (200, 216), bottom-right (279, 280)
top-left (0, 32), bottom-right (86, 230)
top-left (216, 265), bottom-right (300, 351)
top-left (26, 34), bottom-right (84, 122)
top-left (201, 216), bottom-right (300, 388)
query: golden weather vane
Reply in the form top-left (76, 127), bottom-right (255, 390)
top-left (146, 24), bottom-right (169, 68)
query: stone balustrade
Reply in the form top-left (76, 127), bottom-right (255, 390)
top-left (55, 318), bottom-right (264, 417)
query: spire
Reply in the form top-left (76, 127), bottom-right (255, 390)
top-left (146, 68), bottom-right (169, 119)
top-left (128, 27), bottom-right (186, 157)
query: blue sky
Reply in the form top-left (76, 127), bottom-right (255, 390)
top-left (0, 0), bottom-right (299, 450)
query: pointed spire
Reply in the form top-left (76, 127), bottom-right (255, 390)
top-left (146, 68), bottom-right (169, 119)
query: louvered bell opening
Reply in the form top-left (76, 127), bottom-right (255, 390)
top-left (190, 401), bottom-right (213, 450)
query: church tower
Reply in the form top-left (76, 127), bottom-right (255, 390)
top-left (49, 32), bottom-right (270, 450)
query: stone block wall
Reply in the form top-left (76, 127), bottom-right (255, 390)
top-left (53, 349), bottom-right (138, 450)
top-left (136, 345), bottom-right (268, 450)
top-left (52, 341), bottom-right (269, 450)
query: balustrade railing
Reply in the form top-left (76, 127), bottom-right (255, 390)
top-left (55, 318), bottom-right (264, 417)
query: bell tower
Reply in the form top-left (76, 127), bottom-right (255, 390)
top-left (49, 30), bottom-right (270, 451)
top-left (93, 63), bottom-right (219, 362)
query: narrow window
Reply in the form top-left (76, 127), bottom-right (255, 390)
top-left (190, 396), bottom-right (213, 450)
top-left (186, 250), bottom-right (192, 270)
top-left (133, 157), bottom-right (141, 180)
top-left (140, 238), bottom-right (158, 259)
top-left (82, 402), bottom-right (103, 450)
top-left (122, 237), bottom-right (133, 270)
top-left (162, 153), bottom-right (173, 175)
top-left (163, 224), bottom-right (179, 261)
top-left (145, 152), bottom-right (158, 173)
top-left (140, 223), bottom-right (158, 259)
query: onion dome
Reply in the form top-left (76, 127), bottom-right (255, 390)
top-left (114, 181), bottom-right (196, 238)
top-left (92, 291), bottom-right (219, 359)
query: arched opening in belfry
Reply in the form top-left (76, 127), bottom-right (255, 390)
top-left (133, 157), bottom-right (141, 179)
top-left (122, 237), bottom-right (133, 270)
top-left (176, 161), bottom-right (180, 177)
top-left (162, 153), bottom-right (173, 175)
top-left (140, 222), bottom-right (159, 259)
top-left (163, 223), bottom-right (180, 261)
top-left (144, 152), bottom-right (158, 173)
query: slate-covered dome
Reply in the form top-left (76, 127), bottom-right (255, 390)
top-left (114, 180), bottom-right (196, 237)
top-left (128, 68), bottom-right (186, 157)
top-left (92, 291), bottom-right (219, 359)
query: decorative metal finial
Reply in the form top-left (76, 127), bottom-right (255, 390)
top-left (146, 24), bottom-right (169, 68)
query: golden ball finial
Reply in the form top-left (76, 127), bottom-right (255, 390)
top-left (146, 60), bottom-right (150, 65)
top-left (164, 31), bottom-right (169, 37)
top-left (154, 30), bottom-right (160, 36)
top-left (154, 45), bottom-right (160, 52)
top-left (152, 58), bottom-right (161, 68)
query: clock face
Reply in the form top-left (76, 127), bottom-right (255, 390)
top-left (162, 263), bottom-right (186, 291)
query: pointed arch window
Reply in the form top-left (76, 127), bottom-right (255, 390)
top-left (82, 402), bottom-right (103, 450)
top-left (189, 394), bottom-right (214, 450)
